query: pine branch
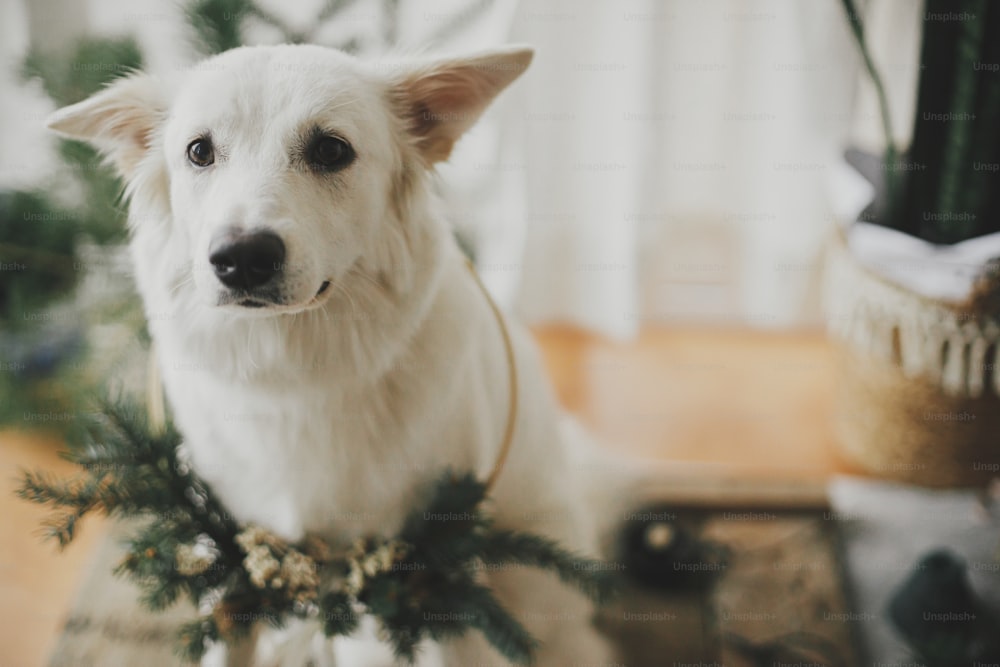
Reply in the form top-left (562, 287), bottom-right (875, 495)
top-left (447, 580), bottom-right (537, 665)
top-left (16, 470), bottom-right (105, 547)
top-left (401, 471), bottom-right (488, 549)
top-left (0, 190), bottom-right (91, 328)
top-left (481, 530), bottom-right (620, 604)
top-left (320, 591), bottom-right (360, 636)
top-left (18, 405), bottom-right (616, 663)
top-left (178, 618), bottom-right (220, 664)
top-left (22, 37), bottom-right (142, 106)
top-left (185, 0), bottom-right (251, 56)
top-left (16, 469), bottom-right (100, 508)
top-left (41, 511), bottom-right (84, 548)
top-left (316, 0), bottom-right (361, 25)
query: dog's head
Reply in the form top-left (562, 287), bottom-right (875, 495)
top-left (47, 44), bottom-right (532, 315)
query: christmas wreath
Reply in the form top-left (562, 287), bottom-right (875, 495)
top-left (17, 403), bottom-right (617, 664)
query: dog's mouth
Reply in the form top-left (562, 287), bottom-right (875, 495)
top-left (300, 280), bottom-right (332, 308)
top-left (228, 280), bottom-right (333, 313)
top-left (238, 299), bottom-right (268, 308)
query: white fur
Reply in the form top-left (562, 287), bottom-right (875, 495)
top-left (48, 44), bottom-right (620, 666)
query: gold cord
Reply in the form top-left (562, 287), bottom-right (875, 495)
top-left (466, 259), bottom-right (519, 494)
top-left (147, 343), bottom-right (166, 435)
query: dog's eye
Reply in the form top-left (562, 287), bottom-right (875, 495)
top-left (307, 135), bottom-right (354, 172)
top-left (186, 138), bottom-right (215, 167)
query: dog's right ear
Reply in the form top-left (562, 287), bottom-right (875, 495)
top-left (46, 74), bottom-right (165, 178)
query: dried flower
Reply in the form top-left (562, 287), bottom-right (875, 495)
top-left (244, 545), bottom-right (281, 589)
top-left (176, 543), bottom-right (216, 576)
top-left (344, 537), bottom-right (409, 595)
top-left (281, 549), bottom-right (319, 592)
top-left (235, 525), bottom-right (285, 553)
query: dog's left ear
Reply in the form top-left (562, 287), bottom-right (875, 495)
top-left (46, 74), bottom-right (165, 178)
top-left (388, 45), bottom-right (533, 163)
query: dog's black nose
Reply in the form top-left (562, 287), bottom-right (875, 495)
top-left (209, 232), bottom-right (286, 290)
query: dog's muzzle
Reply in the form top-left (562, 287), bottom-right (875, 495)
top-left (207, 230), bottom-right (333, 309)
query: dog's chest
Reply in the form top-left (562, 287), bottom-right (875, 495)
top-left (171, 374), bottom-right (450, 543)
top-left (166, 360), bottom-right (489, 545)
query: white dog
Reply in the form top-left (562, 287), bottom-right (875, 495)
top-left (48, 44), bottom-right (621, 666)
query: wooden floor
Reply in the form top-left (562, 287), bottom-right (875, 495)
top-left (0, 326), bottom-right (853, 666)
top-left (535, 326), bottom-right (855, 481)
top-left (0, 430), bottom-right (109, 667)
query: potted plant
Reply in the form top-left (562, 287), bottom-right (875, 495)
top-left (824, 0), bottom-right (1000, 486)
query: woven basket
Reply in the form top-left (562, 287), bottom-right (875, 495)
top-left (823, 231), bottom-right (1000, 487)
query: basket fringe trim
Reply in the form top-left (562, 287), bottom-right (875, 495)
top-left (824, 239), bottom-right (1000, 398)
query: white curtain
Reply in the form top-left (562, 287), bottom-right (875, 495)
top-left (491, 0), bottom-right (923, 338)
